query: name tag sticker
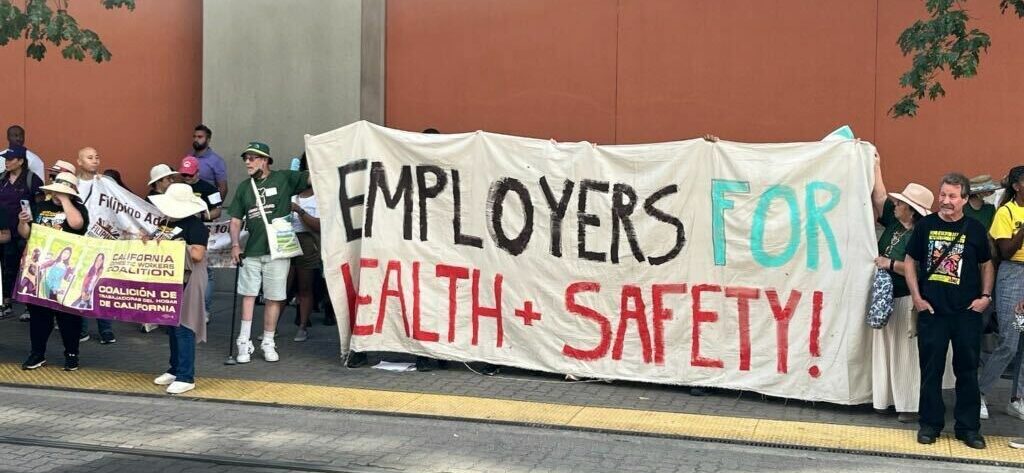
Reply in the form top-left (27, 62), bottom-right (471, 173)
top-left (209, 192), bottom-right (222, 205)
top-left (264, 187), bottom-right (278, 197)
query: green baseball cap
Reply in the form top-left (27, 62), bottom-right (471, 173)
top-left (240, 141), bottom-right (273, 164)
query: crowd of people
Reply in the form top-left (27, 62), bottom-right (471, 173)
top-left (1, 125), bottom-right (1023, 450)
top-left (0, 124), bottom-right (333, 395)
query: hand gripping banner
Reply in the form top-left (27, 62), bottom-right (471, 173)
top-left (306, 122), bottom-right (877, 404)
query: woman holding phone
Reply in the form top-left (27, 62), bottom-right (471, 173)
top-left (19, 172), bottom-right (88, 371)
top-left (0, 145), bottom-right (42, 318)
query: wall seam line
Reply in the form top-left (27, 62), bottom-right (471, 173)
top-left (613, 0), bottom-right (620, 144)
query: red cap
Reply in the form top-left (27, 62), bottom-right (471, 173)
top-left (179, 156), bottom-right (199, 176)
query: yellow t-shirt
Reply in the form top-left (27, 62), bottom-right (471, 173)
top-left (990, 201), bottom-right (1024, 261)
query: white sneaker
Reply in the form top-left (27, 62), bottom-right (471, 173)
top-left (262, 341), bottom-right (280, 362)
top-left (235, 339), bottom-right (254, 363)
top-left (153, 373), bottom-right (176, 385)
top-left (166, 381), bottom-right (195, 394)
top-left (980, 396), bottom-right (990, 420)
top-left (1011, 438), bottom-right (1024, 449)
top-left (18, 311), bottom-right (30, 322)
top-left (1008, 399), bottom-right (1024, 421)
top-left (141, 323), bottom-right (158, 333)
top-left (293, 329), bottom-right (308, 342)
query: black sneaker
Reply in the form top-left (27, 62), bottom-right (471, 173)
top-left (415, 356), bottom-right (434, 372)
top-left (955, 431), bottom-right (986, 449)
top-left (345, 351), bottom-right (367, 368)
top-left (0, 304), bottom-right (12, 319)
top-left (79, 332), bottom-right (90, 342)
top-left (99, 332), bottom-right (116, 344)
top-left (21, 354), bottom-right (46, 370)
top-left (479, 363), bottom-right (500, 376)
top-left (63, 354), bottom-right (79, 371)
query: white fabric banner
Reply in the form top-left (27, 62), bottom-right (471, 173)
top-left (80, 176), bottom-right (244, 268)
top-left (306, 121), bottom-right (877, 404)
top-left (81, 175), bottom-right (162, 240)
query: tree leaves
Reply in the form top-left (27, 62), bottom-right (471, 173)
top-left (1001, 0), bottom-right (1024, 17)
top-left (891, 1), bottom-right (1021, 118)
top-left (0, 0), bottom-right (135, 63)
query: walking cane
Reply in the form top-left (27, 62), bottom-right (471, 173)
top-left (224, 258), bottom-right (242, 365)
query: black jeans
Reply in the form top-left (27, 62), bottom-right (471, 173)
top-left (917, 309), bottom-right (983, 435)
top-left (1, 239), bottom-right (25, 301)
top-left (28, 304), bottom-right (82, 358)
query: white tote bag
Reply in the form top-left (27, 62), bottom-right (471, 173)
top-left (251, 179), bottom-right (302, 260)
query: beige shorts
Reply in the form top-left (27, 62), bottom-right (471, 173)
top-left (237, 255), bottom-right (290, 301)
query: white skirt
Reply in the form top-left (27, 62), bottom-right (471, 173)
top-left (872, 296), bottom-right (956, 412)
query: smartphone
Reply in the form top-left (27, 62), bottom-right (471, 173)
top-left (19, 199), bottom-right (30, 216)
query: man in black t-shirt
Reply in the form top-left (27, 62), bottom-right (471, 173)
top-left (905, 173), bottom-right (994, 449)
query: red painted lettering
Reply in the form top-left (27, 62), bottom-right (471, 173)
top-left (766, 289), bottom-right (801, 374)
top-left (691, 284), bottom-right (724, 368)
top-left (435, 264), bottom-right (469, 343)
top-left (651, 283), bottom-right (686, 365)
top-left (411, 262), bottom-right (439, 342)
top-left (725, 287), bottom-right (760, 371)
top-left (341, 258), bottom-right (378, 336)
top-left (377, 261), bottom-right (411, 336)
top-left (612, 285), bottom-right (652, 363)
top-left (561, 282), bottom-right (611, 361)
top-left (471, 269), bottom-right (504, 347)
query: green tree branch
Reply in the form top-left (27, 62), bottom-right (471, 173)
top-left (0, 0), bottom-right (135, 63)
top-left (892, 0), bottom-right (1024, 117)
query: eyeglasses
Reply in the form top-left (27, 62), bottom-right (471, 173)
top-left (242, 155), bottom-right (265, 162)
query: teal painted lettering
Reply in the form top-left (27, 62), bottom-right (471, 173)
top-left (711, 179), bottom-right (750, 266)
top-left (805, 181), bottom-right (842, 270)
top-left (751, 185), bottom-right (800, 268)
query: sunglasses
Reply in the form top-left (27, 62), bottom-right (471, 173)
top-left (53, 178), bottom-right (78, 192)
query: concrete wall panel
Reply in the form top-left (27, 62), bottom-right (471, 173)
top-left (203, 0), bottom-right (363, 193)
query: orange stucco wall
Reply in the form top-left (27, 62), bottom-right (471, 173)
top-left (0, 1), bottom-right (202, 194)
top-left (385, 0), bottom-right (1024, 194)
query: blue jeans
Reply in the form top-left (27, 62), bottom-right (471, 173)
top-left (82, 318), bottom-right (114, 337)
top-left (204, 269), bottom-right (214, 317)
top-left (167, 325), bottom-right (195, 383)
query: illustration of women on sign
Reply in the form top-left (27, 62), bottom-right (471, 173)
top-left (18, 248), bottom-right (41, 296)
top-left (71, 253), bottom-right (105, 310)
top-left (38, 247), bottom-right (75, 302)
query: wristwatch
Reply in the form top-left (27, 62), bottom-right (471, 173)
top-left (981, 294), bottom-right (992, 299)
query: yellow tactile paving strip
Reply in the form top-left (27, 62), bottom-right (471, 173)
top-left (1, 363), bottom-right (1022, 465)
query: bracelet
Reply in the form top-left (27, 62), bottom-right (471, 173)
top-left (888, 259), bottom-right (895, 272)
top-left (981, 293), bottom-right (992, 299)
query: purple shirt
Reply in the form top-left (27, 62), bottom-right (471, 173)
top-left (0, 172), bottom-right (42, 240)
top-left (194, 147), bottom-right (227, 187)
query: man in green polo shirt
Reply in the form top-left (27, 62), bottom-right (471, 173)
top-left (227, 141), bottom-right (309, 363)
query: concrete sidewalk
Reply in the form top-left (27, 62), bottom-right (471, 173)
top-left (0, 285), bottom-right (1022, 455)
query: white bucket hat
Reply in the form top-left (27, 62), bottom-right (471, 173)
top-left (148, 164), bottom-right (179, 185)
top-left (149, 183), bottom-right (207, 219)
top-left (40, 172), bottom-right (80, 197)
top-left (889, 183), bottom-right (934, 217)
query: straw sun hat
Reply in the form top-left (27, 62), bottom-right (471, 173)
top-left (888, 183), bottom-right (934, 217)
top-left (149, 183), bottom-right (207, 219)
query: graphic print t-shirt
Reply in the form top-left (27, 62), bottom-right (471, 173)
top-left (906, 214), bottom-right (991, 315)
top-left (33, 199), bottom-right (89, 236)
